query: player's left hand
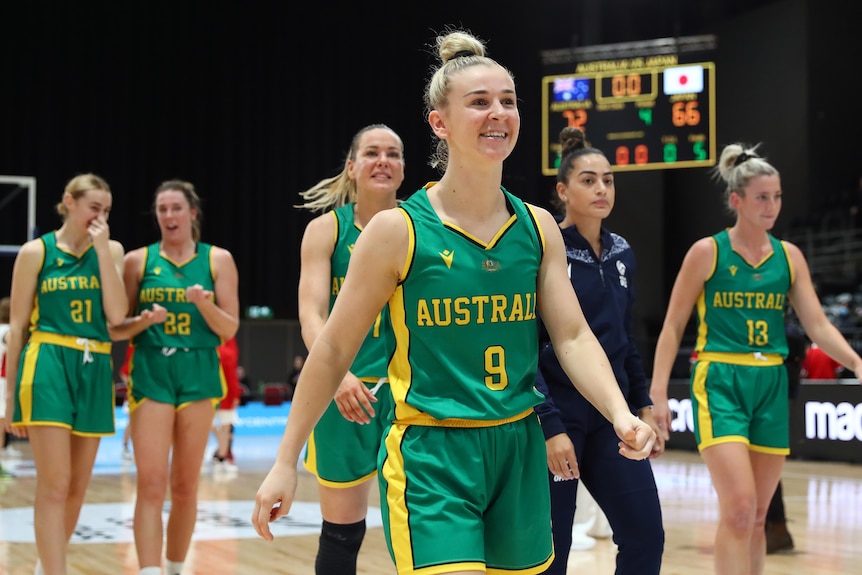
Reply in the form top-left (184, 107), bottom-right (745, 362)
top-left (186, 284), bottom-right (214, 304)
top-left (545, 432), bottom-right (579, 480)
top-left (334, 373), bottom-right (377, 424)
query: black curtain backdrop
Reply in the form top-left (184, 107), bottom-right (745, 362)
top-left (0, 1), bottom-right (811, 318)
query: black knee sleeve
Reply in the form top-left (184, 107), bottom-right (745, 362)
top-left (315, 519), bottom-right (366, 575)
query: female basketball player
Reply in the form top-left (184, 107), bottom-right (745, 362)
top-left (295, 123), bottom-right (405, 575)
top-left (253, 28), bottom-right (656, 575)
top-left (650, 143), bottom-right (862, 575)
top-left (110, 180), bottom-right (239, 575)
top-left (5, 173), bottom-right (127, 575)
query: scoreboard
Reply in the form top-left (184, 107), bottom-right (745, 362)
top-left (541, 55), bottom-right (716, 174)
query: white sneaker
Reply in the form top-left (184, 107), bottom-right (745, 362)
top-left (570, 524), bottom-right (597, 550)
top-left (121, 447), bottom-right (134, 462)
top-left (586, 512), bottom-right (613, 539)
top-left (214, 459), bottom-right (238, 473)
top-left (3, 445), bottom-right (22, 458)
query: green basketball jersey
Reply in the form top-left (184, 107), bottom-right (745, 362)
top-left (330, 204), bottom-right (391, 379)
top-left (28, 231), bottom-right (110, 341)
top-left (388, 185), bottom-right (545, 422)
top-left (694, 229), bottom-right (792, 356)
top-left (132, 242), bottom-right (221, 349)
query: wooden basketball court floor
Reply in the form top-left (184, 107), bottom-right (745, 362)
top-left (0, 434), bottom-right (860, 575)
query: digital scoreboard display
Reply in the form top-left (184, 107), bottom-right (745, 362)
top-left (541, 56), bottom-right (716, 174)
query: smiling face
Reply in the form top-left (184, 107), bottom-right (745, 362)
top-left (556, 153), bottom-right (615, 222)
top-left (66, 188), bottom-right (112, 228)
top-left (155, 189), bottom-right (197, 240)
top-left (732, 174), bottom-right (782, 230)
top-left (347, 128), bottom-right (405, 201)
top-left (429, 63), bottom-right (520, 167)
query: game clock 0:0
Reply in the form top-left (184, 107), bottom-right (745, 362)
top-left (541, 60), bottom-right (716, 174)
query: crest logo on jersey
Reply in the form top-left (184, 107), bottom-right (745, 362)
top-left (482, 258), bottom-right (500, 272)
top-left (729, 265), bottom-right (738, 276)
top-left (154, 267), bottom-right (162, 275)
top-left (439, 250), bottom-right (454, 269)
top-left (56, 258), bottom-right (64, 267)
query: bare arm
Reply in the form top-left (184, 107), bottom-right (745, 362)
top-left (297, 213), bottom-right (336, 353)
top-left (253, 207), bottom-right (406, 539)
top-left (274, 209), bottom-right (403, 465)
top-left (785, 242), bottom-right (862, 378)
top-left (89, 215), bottom-right (128, 326)
top-left (532, 207), bottom-right (654, 459)
top-left (108, 248), bottom-right (166, 341)
top-left (4, 240), bottom-right (42, 437)
top-left (296, 212), bottom-right (378, 421)
top-left (189, 246), bottom-right (240, 340)
top-left (649, 238), bottom-right (714, 433)
top-left (99, 240), bottom-right (129, 325)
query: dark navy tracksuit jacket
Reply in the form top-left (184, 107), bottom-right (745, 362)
top-left (535, 222), bottom-right (664, 575)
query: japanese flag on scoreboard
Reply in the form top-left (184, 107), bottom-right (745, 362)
top-left (663, 65), bottom-right (704, 95)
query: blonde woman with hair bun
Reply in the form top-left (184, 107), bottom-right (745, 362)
top-left (254, 29), bottom-right (655, 575)
top-left (650, 142), bottom-right (862, 575)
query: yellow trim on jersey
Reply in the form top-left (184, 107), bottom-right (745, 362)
top-left (389, 207), bottom-right (414, 422)
top-left (138, 245), bottom-right (149, 280)
top-left (487, 215), bottom-right (516, 248)
top-left (695, 290), bottom-right (708, 350)
top-left (388, 283), bottom-right (413, 422)
top-left (698, 435), bottom-right (750, 451)
top-left (15, 343), bottom-right (40, 425)
top-left (397, 207), bottom-right (416, 284)
top-left (27, 237), bottom-right (48, 330)
top-left (303, 430), bottom-right (378, 488)
top-left (329, 209), bottom-right (339, 245)
top-left (159, 247), bottom-right (199, 267)
top-left (696, 351), bottom-right (784, 366)
top-left (524, 203), bottom-right (547, 253)
top-left (207, 245), bottom-right (216, 281)
top-left (56, 241), bottom-right (94, 259)
top-left (779, 240), bottom-right (796, 285)
top-left (705, 235), bottom-right (719, 281)
top-left (750, 444), bottom-right (791, 455)
top-left (29, 331), bottom-right (112, 354)
top-left (393, 408), bottom-right (535, 428)
top-left (695, 235), bottom-right (723, 350)
top-left (382, 422), bottom-right (411, 570)
top-left (691, 360), bottom-right (711, 446)
top-left (446, 213), bottom-right (517, 249)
